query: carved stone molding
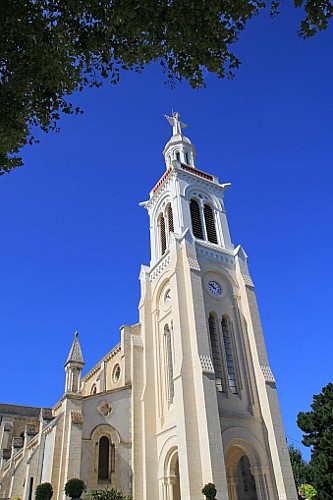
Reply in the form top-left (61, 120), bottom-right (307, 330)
top-left (188, 257), bottom-right (201, 271)
top-left (199, 355), bottom-right (214, 374)
top-left (150, 254), bottom-right (171, 282)
top-left (220, 408), bottom-right (254, 420)
top-left (97, 400), bottom-right (113, 417)
top-left (71, 410), bottom-right (83, 425)
top-left (260, 365), bottom-right (275, 384)
top-left (131, 334), bottom-right (143, 349)
top-left (241, 273), bottom-right (255, 287)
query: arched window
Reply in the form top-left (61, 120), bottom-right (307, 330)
top-left (165, 325), bottom-right (174, 402)
top-left (222, 316), bottom-right (238, 394)
top-left (167, 203), bottom-right (174, 233)
top-left (190, 199), bottom-right (204, 239)
top-left (204, 204), bottom-right (218, 244)
top-left (185, 152), bottom-right (189, 164)
top-left (98, 436), bottom-right (110, 480)
top-left (176, 151), bottom-right (180, 161)
top-left (208, 314), bottom-right (223, 389)
top-left (159, 213), bottom-right (167, 255)
top-left (91, 384), bottom-right (97, 395)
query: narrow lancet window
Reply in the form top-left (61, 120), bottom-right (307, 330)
top-left (167, 203), bottom-right (174, 233)
top-left (204, 204), bottom-right (218, 244)
top-left (208, 315), bottom-right (223, 386)
top-left (165, 325), bottom-right (174, 402)
top-left (98, 436), bottom-right (110, 480)
top-left (159, 214), bottom-right (166, 255)
top-left (222, 316), bottom-right (238, 394)
top-left (190, 199), bottom-right (204, 239)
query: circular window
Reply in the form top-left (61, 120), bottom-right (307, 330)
top-left (112, 364), bottom-right (121, 384)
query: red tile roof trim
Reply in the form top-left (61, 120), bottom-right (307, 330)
top-left (153, 167), bottom-right (172, 194)
top-left (180, 164), bottom-right (213, 181)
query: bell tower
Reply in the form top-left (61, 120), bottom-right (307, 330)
top-left (136, 113), bottom-right (297, 500)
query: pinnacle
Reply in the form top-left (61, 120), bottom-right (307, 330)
top-left (65, 330), bottom-right (85, 366)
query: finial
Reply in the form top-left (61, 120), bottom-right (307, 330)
top-left (164, 111), bottom-right (189, 137)
top-left (74, 330), bottom-right (79, 338)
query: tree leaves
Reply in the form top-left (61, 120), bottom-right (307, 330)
top-left (0, 0), bottom-right (332, 174)
top-left (297, 383), bottom-right (333, 500)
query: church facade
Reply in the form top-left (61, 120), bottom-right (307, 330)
top-left (0, 114), bottom-right (297, 500)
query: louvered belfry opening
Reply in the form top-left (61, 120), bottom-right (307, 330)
top-left (98, 436), bottom-right (110, 480)
top-left (190, 199), bottom-right (204, 239)
top-left (159, 214), bottom-right (167, 255)
top-left (222, 316), bottom-right (238, 394)
top-left (167, 203), bottom-right (174, 233)
top-left (208, 314), bottom-right (223, 381)
top-left (204, 204), bottom-right (218, 244)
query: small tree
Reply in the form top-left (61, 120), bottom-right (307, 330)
top-left (288, 444), bottom-right (311, 489)
top-left (64, 479), bottom-right (85, 499)
top-left (89, 486), bottom-right (132, 500)
top-left (298, 382), bottom-right (333, 499)
top-left (202, 483), bottom-right (217, 500)
top-left (35, 483), bottom-right (53, 500)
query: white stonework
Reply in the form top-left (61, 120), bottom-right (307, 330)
top-left (0, 113), bottom-right (297, 500)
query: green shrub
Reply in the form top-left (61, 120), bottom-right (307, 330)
top-left (202, 483), bottom-right (217, 500)
top-left (89, 486), bottom-right (132, 500)
top-left (299, 484), bottom-right (317, 499)
top-left (35, 483), bottom-right (53, 500)
top-left (64, 479), bottom-right (85, 498)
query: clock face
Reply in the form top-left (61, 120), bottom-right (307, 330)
top-left (208, 281), bottom-right (222, 295)
top-left (165, 289), bottom-right (171, 303)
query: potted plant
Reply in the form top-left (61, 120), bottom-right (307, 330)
top-left (89, 486), bottom-right (132, 500)
top-left (35, 483), bottom-right (53, 500)
top-left (299, 484), bottom-right (317, 499)
top-left (64, 478), bottom-right (85, 499)
top-left (202, 483), bottom-right (217, 500)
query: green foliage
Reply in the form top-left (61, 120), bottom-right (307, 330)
top-left (299, 483), bottom-right (317, 499)
top-left (89, 486), bottom-right (132, 500)
top-left (64, 478), bottom-right (85, 499)
top-left (202, 482), bottom-right (217, 499)
top-left (288, 444), bottom-right (311, 488)
top-left (298, 382), bottom-right (333, 500)
top-left (35, 483), bottom-right (53, 500)
top-left (1, 0), bottom-right (332, 174)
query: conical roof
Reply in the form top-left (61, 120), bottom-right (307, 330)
top-left (65, 331), bottom-right (85, 366)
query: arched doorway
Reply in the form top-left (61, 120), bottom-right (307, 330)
top-left (236, 455), bottom-right (258, 500)
top-left (225, 445), bottom-right (259, 500)
top-left (164, 447), bottom-right (181, 500)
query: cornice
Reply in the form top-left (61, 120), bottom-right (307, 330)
top-left (81, 342), bottom-right (121, 383)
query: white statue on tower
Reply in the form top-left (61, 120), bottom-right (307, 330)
top-left (164, 111), bottom-right (189, 136)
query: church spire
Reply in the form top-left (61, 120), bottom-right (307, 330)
top-left (64, 331), bottom-right (85, 394)
top-left (65, 330), bottom-right (84, 365)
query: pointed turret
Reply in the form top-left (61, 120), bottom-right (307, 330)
top-left (64, 331), bottom-right (85, 394)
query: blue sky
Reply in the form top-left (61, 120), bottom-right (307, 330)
top-left (1, 4), bottom-right (332, 461)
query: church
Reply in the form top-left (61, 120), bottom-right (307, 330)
top-left (0, 114), bottom-right (297, 500)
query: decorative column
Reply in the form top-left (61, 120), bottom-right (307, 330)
top-left (250, 466), bottom-right (270, 500)
top-left (227, 476), bottom-right (239, 500)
